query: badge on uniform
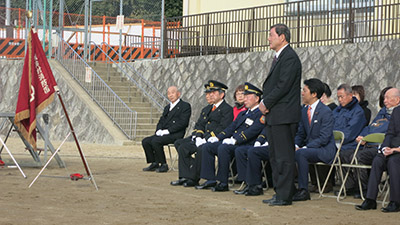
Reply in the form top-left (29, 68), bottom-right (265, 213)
top-left (260, 115), bottom-right (265, 124)
top-left (245, 118), bottom-right (254, 126)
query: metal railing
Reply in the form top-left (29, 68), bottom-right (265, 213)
top-left (55, 35), bottom-right (137, 140)
top-left (164, 0), bottom-right (400, 57)
top-left (90, 41), bottom-right (170, 113)
top-left (125, 34), bottom-right (161, 59)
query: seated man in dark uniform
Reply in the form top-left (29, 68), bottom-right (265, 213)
top-left (234, 128), bottom-right (270, 196)
top-left (171, 80), bottom-right (233, 187)
top-left (195, 83), bottom-right (265, 192)
top-left (142, 86), bottom-right (191, 173)
top-left (356, 105), bottom-right (400, 213)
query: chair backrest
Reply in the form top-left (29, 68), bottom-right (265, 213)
top-left (333, 130), bottom-right (345, 152)
top-left (362, 133), bottom-right (385, 144)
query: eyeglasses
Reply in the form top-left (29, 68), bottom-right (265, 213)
top-left (236, 92), bottom-right (244, 96)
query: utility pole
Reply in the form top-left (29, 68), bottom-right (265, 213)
top-left (84, 0), bottom-right (89, 61)
top-left (160, 0), bottom-right (165, 58)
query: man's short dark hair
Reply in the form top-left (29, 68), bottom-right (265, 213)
top-left (337, 83), bottom-right (352, 94)
top-left (304, 78), bottom-right (325, 99)
top-left (271, 24), bottom-right (291, 43)
top-left (323, 83), bottom-right (332, 97)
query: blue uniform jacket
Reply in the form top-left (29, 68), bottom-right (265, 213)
top-left (360, 107), bottom-right (391, 137)
top-left (217, 108), bottom-right (265, 145)
top-left (333, 97), bottom-right (366, 150)
top-left (295, 101), bottom-right (336, 163)
top-left (255, 127), bottom-right (268, 144)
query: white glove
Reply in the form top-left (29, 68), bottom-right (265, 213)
top-left (161, 129), bottom-right (170, 136)
top-left (207, 136), bottom-right (219, 143)
top-left (222, 137), bottom-right (237, 145)
top-left (195, 137), bottom-right (207, 147)
top-left (192, 135), bottom-right (196, 141)
top-left (155, 129), bottom-right (163, 136)
top-left (262, 141), bottom-right (269, 147)
top-left (254, 141), bottom-right (261, 147)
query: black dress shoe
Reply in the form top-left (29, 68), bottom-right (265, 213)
top-left (233, 185), bottom-right (249, 195)
top-left (183, 179), bottom-right (199, 187)
top-left (246, 185), bottom-right (264, 196)
top-left (292, 189), bottom-right (311, 201)
top-left (142, 162), bottom-right (159, 171)
top-left (355, 198), bottom-right (377, 210)
top-left (195, 181), bottom-right (217, 190)
top-left (212, 183), bottom-right (229, 192)
top-left (155, 163), bottom-right (169, 173)
top-left (268, 199), bottom-right (292, 206)
top-left (381, 201), bottom-right (400, 213)
top-left (170, 178), bottom-right (187, 186)
top-left (262, 195), bottom-right (276, 204)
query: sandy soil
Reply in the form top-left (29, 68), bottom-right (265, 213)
top-left (0, 137), bottom-right (398, 225)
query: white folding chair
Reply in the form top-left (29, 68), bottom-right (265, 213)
top-left (337, 133), bottom-right (385, 203)
top-left (313, 130), bottom-right (345, 198)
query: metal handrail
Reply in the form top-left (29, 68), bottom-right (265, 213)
top-left (54, 35), bottom-right (137, 140)
top-left (90, 41), bottom-right (170, 111)
top-left (164, 0), bottom-right (400, 58)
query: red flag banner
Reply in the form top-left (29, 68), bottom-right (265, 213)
top-left (14, 29), bottom-right (58, 150)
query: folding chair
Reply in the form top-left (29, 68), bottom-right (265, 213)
top-left (261, 160), bottom-right (270, 190)
top-left (166, 144), bottom-right (178, 171)
top-left (313, 130), bottom-right (345, 198)
top-left (228, 157), bottom-right (237, 188)
top-left (337, 133), bottom-right (385, 203)
top-left (380, 174), bottom-right (390, 207)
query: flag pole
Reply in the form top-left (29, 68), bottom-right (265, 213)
top-left (56, 91), bottom-right (98, 190)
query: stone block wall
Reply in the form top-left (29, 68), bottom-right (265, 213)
top-left (0, 60), bottom-right (117, 144)
top-left (131, 39), bottom-right (400, 132)
top-left (1, 39), bottom-right (399, 143)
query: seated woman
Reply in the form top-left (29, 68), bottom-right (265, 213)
top-left (352, 85), bottom-right (371, 126)
top-left (233, 84), bottom-right (247, 120)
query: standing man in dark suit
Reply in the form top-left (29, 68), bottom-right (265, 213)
top-left (356, 106), bottom-right (400, 213)
top-left (293, 78), bottom-right (336, 201)
top-left (142, 86), bottom-right (191, 173)
top-left (171, 80), bottom-right (233, 187)
top-left (259, 24), bottom-right (302, 206)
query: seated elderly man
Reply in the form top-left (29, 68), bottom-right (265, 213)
top-left (195, 83), bottom-right (265, 192)
top-left (142, 86), bottom-right (191, 173)
top-left (292, 78), bottom-right (336, 201)
top-left (234, 128), bottom-right (270, 196)
top-left (356, 105), bottom-right (400, 213)
top-left (333, 83), bottom-right (366, 151)
top-left (342, 87), bottom-right (400, 197)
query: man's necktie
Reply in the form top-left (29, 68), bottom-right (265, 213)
top-left (272, 55), bottom-right (278, 67)
top-left (307, 105), bottom-right (312, 125)
top-left (212, 105), bottom-right (216, 111)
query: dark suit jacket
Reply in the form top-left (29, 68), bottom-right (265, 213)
top-left (192, 100), bottom-right (234, 140)
top-left (217, 108), bottom-right (264, 145)
top-left (262, 45), bottom-right (302, 125)
top-left (382, 106), bottom-right (400, 148)
top-left (192, 104), bottom-right (213, 136)
top-left (156, 99), bottom-right (191, 139)
top-left (295, 101), bottom-right (336, 163)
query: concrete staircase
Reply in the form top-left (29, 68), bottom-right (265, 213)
top-left (89, 62), bottom-right (162, 143)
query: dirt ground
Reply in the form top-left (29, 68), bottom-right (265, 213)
top-left (0, 137), bottom-right (399, 225)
